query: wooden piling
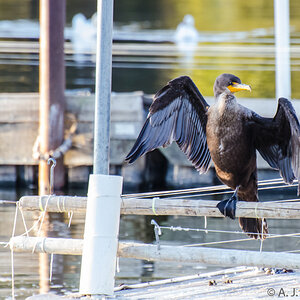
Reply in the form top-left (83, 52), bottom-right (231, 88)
top-left (39, 0), bottom-right (66, 194)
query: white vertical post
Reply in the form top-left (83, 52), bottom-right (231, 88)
top-left (79, 0), bottom-right (122, 296)
top-left (93, 0), bottom-right (114, 175)
top-left (79, 174), bottom-right (123, 295)
top-left (274, 0), bottom-right (291, 99)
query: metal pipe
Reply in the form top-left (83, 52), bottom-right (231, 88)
top-left (39, 0), bottom-right (66, 194)
top-left (274, 0), bottom-right (291, 99)
top-left (93, 0), bottom-right (114, 175)
top-left (79, 0), bottom-right (122, 297)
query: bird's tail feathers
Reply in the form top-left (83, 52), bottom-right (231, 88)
top-left (239, 217), bottom-right (268, 240)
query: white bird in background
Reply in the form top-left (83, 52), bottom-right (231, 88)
top-left (174, 15), bottom-right (199, 44)
top-left (71, 13), bottom-right (200, 61)
top-left (174, 15), bottom-right (199, 63)
top-left (71, 13), bottom-right (97, 62)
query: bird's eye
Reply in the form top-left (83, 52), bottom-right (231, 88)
top-left (229, 81), bottom-right (232, 86)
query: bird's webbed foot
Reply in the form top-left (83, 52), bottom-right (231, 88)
top-left (216, 190), bottom-right (238, 220)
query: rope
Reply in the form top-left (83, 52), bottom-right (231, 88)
top-left (9, 203), bottom-right (18, 300)
top-left (49, 253), bottom-right (54, 282)
top-left (167, 183), bottom-right (299, 200)
top-left (19, 214), bottom-right (43, 237)
top-left (161, 224), bottom-right (300, 238)
top-left (10, 204), bottom-right (18, 241)
top-left (10, 194), bottom-right (57, 288)
top-left (272, 198), bottom-right (300, 203)
top-left (57, 197), bottom-right (63, 213)
top-left (10, 248), bottom-right (15, 300)
top-left (26, 195), bottom-right (56, 284)
top-left (260, 218), bottom-right (265, 252)
top-left (32, 195), bottom-right (51, 253)
top-left (121, 178), bottom-right (298, 200)
top-left (157, 224), bottom-right (300, 250)
top-left (204, 216), bottom-right (208, 234)
top-left (68, 211), bottom-right (74, 228)
top-left (19, 204), bottom-right (29, 237)
top-left (183, 231), bottom-right (300, 248)
top-left (161, 225), bottom-right (258, 235)
top-left (152, 197), bottom-right (159, 216)
top-left (184, 237), bottom-right (254, 247)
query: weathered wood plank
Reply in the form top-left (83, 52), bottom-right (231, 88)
top-left (0, 92), bottom-right (143, 166)
top-left (9, 236), bottom-right (300, 269)
top-left (0, 92), bottom-right (144, 123)
top-left (0, 93), bottom-right (299, 168)
top-left (18, 195), bottom-right (300, 219)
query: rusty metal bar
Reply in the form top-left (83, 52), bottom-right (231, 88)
top-left (39, 0), bottom-right (66, 194)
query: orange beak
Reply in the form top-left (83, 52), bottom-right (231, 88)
top-left (227, 82), bottom-right (251, 93)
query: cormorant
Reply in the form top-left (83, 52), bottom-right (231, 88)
top-left (125, 74), bottom-right (300, 239)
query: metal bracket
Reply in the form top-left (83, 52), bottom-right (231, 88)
top-left (151, 219), bottom-right (162, 250)
top-left (47, 158), bottom-right (56, 194)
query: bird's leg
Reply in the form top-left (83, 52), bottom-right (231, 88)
top-left (216, 188), bottom-right (238, 219)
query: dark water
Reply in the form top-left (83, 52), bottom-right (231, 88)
top-left (0, 0), bottom-right (300, 298)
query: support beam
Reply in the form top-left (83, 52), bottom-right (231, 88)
top-left (19, 195), bottom-right (300, 219)
top-left (10, 236), bottom-right (300, 270)
top-left (39, 0), bottom-right (66, 194)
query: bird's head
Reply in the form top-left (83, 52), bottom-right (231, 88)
top-left (213, 73), bottom-right (251, 98)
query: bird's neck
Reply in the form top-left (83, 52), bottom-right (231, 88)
top-left (215, 90), bottom-right (236, 104)
top-left (214, 91), bottom-right (237, 115)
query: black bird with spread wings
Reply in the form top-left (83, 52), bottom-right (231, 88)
top-left (125, 74), bottom-right (300, 239)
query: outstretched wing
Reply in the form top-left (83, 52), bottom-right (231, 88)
top-left (252, 98), bottom-right (300, 193)
top-left (125, 76), bottom-right (211, 174)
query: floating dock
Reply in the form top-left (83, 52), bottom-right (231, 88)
top-left (113, 266), bottom-right (299, 299)
top-left (26, 266), bottom-right (300, 299)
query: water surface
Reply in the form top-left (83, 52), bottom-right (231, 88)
top-left (0, 182), bottom-right (300, 299)
top-left (0, 0), bottom-right (300, 298)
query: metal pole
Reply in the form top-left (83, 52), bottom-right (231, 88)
top-left (93, 0), bottom-right (114, 175)
top-left (39, 0), bottom-right (66, 194)
top-left (274, 0), bottom-right (291, 99)
top-left (80, 1), bottom-right (123, 296)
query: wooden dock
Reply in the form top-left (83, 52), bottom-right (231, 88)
top-left (113, 267), bottom-right (300, 299)
top-left (0, 93), bottom-right (299, 188)
top-left (26, 266), bottom-right (300, 299)
top-left (0, 92), bottom-right (144, 166)
top-left (0, 92), bottom-right (146, 187)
